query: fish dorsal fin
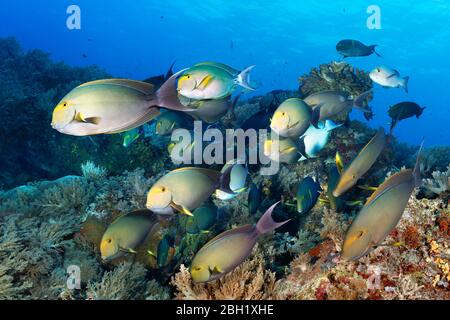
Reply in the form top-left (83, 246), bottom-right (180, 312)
top-left (357, 128), bottom-right (385, 156)
top-left (78, 79), bottom-right (155, 95)
top-left (195, 62), bottom-right (239, 76)
top-left (113, 209), bottom-right (156, 225)
top-left (200, 225), bottom-right (254, 252)
top-left (365, 170), bottom-right (413, 206)
top-left (170, 167), bottom-right (222, 185)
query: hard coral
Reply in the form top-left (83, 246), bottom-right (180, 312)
top-left (171, 249), bottom-right (278, 300)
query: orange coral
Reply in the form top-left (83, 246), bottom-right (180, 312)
top-left (436, 213), bottom-right (450, 237)
top-left (402, 226), bottom-right (421, 249)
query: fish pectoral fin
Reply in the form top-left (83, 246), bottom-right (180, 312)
top-left (119, 246), bottom-right (137, 254)
top-left (170, 201), bottom-right (194, 216)
top-left (195, 75), bottom-right (215, 91)
top-left (357, 185), bottom-right (378, 191)
top-left (75, 112), bottom-right (101, 125)
top-left (284, 202), bottom-right (297, 207)
top-left (345, 200), bottom-right (363, 206)
top-left (287, 120), bottom-right (300, 130)
top-left (233, 187), bottom-right (247, 194)
top-left (280, 146), bottom-right (297, 155)
top-left (209, 265), bottom-right (223, 275)
top-left (378, 241), bottom-right (405, 248)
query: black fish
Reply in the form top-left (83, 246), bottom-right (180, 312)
top-left (240, 110), bottom-right (270, 131)
top-left (388, 102), bottom-right (425, 133)
top-left (142, 61), bottom-right (176, 89)
top-left (364, 106), bottom-right (375, 121)
top-left (240, 95), bottom-right (280, 130)
top-left (248, 183), bottom-right (262, 215)
top-left (336, 39), bottom-right (381, 58)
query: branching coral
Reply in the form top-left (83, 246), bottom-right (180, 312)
top-left (171, 249), bottom-right (278, 300)
top-left (81, 161), bottom-right (108, 182)
top-left (422, 164), bottom-right (450, 196)
top-left (86, 262), bottom-right (147, 300)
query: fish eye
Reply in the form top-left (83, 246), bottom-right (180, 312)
top-left (107, 238), bottom-right (112, 244)
top-left (193, 266), bottom-right (202, 271)
top-left (161, 187), bottom-right (166, 192)
top-left (357, 230), bottom-right (365, 238)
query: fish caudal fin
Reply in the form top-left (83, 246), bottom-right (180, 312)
top-left (165, 60), bottom-right (177, 80)
top-left (402, 76), bottom-right (409, 93)
top-left (154, 69), bottom-right (196, 112)
top-left (324, 120), bottom-right (342, 132)
top-left (236, 65), bottom-right (257, 91)
top-left (255, 202), bottom-right (290, 235)
top-left (371, 45), bottom-right (382, 57)
top-left (413, 140), bottom-right (424, 188)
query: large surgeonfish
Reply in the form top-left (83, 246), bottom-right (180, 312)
top-left (333, 127), bottom-right (387, 197)
top-left (189, 202), bottom-right (289, 283)
top-left (341, 143), bottom-right (423, 260)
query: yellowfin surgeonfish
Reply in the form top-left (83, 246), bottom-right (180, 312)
top-left (263, 135), bottom-right (303, 164)
top-left (146, 165), bottom-right (238, 216)
top-left (179, 94), bottom-right (241, 124)
top-left (190, 202), bottom-right (289, 283)
top-left (333, 127), bottom-right (387, 197)
top-left (177, 62), bottom-right (256, 100)
top-left (304, 90), bottom-right (371, 128)
top-left (122, 127), bottom-right (140, 147)
top-left (100, 209), bottom-right (157, 261)
top-left (270, 98), bottom-right (313, 138)
top-left (51, 71), bottom-right (193, 136)
top-left (155, 111), bottom-right (192, 136)
top-left (341, 143), bottom-right (423, 261)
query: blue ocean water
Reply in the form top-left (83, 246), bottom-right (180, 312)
top-left (1, 0), bottom-right (448, 146)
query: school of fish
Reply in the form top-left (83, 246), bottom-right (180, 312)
top-left (51, 39), bottom-right (427, 282)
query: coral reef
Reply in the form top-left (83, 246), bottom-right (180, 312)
top-left (0, 38), bottom-right (448, 301)
top-left (171, 249), bottom-right (279, 300)
top-left (277, 197), bottom-right (450, 300)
